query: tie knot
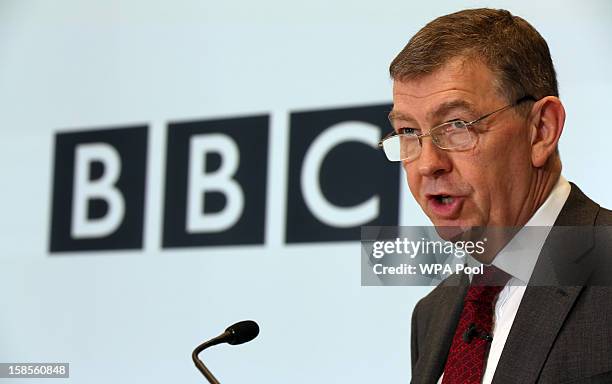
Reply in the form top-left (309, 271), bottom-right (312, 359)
top-left (465, 266), bottom-right (511, 304)
top-left (471, 265), bottom-right (512, 287)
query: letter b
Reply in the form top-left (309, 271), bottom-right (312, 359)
top-left (186, 134), bottom-right (244, 233)
top-left (49, 126), bottom-right (148, 252)
top-left (163, 115), bottom-right (268, 247)
top-left (71, 143), bottom-right (125, 238)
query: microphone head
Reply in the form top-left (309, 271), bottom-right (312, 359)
top-left (224, 320), bottom-right (259, 345)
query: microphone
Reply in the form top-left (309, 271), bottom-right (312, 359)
top-left (192, 320), bottom-right (260, 383)
top-left (462, 323), bottom-right (493, 344)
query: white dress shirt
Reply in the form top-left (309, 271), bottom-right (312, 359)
top-left (437, 175), bottom-right (571, 384)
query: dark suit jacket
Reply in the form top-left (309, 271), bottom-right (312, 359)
top-left (410, 183), bottom-right (612, 384)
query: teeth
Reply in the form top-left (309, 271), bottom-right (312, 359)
top-left (440, 196), bottom-right (454, 204)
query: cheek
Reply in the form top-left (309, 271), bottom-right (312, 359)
top-left (451, 153), bottom-right (493, 208)
top-left (481, 124), bottom-right (532, 165)
top-left (403, 164), bottom-right (422, 199)
top-left (460, 130), bottom-right (531, 210)
top-left (481, 136), bottom-right (531, 183)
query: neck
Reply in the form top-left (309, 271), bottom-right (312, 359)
top-left (520, 164), bottom-right (561, 227)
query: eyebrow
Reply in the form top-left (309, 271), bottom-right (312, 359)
top-left (427, 99), bottom-right (478, 121)
top-left (389, 99), bottom-right (479, 124)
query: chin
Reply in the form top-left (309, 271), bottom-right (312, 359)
top-left (429, 217), bottom-right (482, 241)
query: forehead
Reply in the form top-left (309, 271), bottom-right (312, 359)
top-left (391, 58), bottom-right (502, 120)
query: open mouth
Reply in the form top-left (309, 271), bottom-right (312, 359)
top-left (434, 195), bottom-right (455, 205)
top-left (426, 194), bottom-right (464, 219)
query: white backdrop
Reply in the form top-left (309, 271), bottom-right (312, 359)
top-left (0, 0), bottom-right (611, 383)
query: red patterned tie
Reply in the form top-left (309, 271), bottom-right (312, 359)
top-left (441, 266), bottom-right (511, 384)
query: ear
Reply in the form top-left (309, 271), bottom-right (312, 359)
top-left (529, 96), bottom-right (565, 168)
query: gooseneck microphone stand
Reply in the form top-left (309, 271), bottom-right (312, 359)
top-left (192, 333), bottom-right (227, 384)
top-left (192, 320), bottom-right (260, 384)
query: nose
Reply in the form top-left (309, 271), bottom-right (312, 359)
top-left (415, 137), bottom-right (452, 177)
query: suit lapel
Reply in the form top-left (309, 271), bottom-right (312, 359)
top-left (414, 274), bottom-right (468, 384)
top-left (491, 183), bottom-right (600, 383)
top-left (491, 285), bottom-right (583, 384)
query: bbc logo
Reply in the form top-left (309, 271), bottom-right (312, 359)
top-left (49, 104), bottom-right (400, 253)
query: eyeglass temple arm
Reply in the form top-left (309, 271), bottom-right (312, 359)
top-left (467, 95), bottom-right (536, 126)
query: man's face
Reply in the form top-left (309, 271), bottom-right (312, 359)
top-left (391, 57), bottom-right (535, 229)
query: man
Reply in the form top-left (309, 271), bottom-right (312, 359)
top-left (380, 8), bottom-right (612, 384)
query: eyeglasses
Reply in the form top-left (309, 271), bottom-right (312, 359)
top-left (379, 96), bottom-right (535, 162)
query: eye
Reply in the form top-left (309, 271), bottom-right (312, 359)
top-left (400, 127), bottom-right (420, 135)
top-left (446, 120), bottom-right (467, 130)
top-left (452, 120), bottom-right (467, 129)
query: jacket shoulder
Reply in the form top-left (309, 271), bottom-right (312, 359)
top-left (595, 206), bottom-right (612, 225)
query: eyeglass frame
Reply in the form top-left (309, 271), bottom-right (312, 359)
top-left (378, 95), bottom-right (536, 160)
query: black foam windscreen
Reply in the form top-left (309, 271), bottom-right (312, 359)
top-left (224, 320), bottom-right (259, 345)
